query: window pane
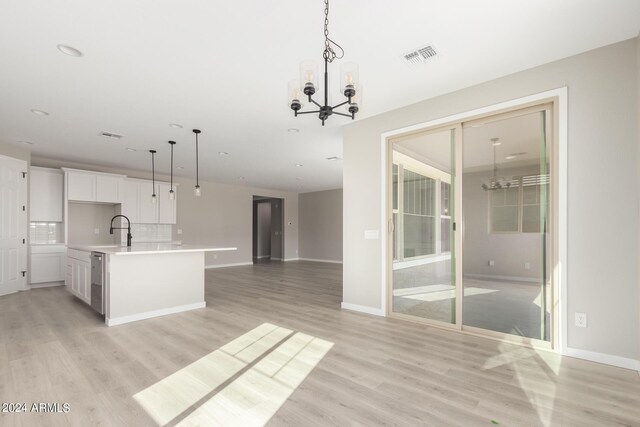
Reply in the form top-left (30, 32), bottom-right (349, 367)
top-left (522, 205), bottom-right (541, 232)
top-left (522, 185), bottom-right (537, 205)
top-left (393, 212), bottom-right (398, 260)
top-left (492, 206), bottom-right (519, 232)
top-left (441, 182), bottom-right (451, 216)
top-left (441, 218), bottom-right (451, 253)
top-left (505, 187), bottom-right (519, 205)
top-left (404, 214), bottom-right (435, 257)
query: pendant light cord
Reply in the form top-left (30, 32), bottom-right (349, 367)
top-left (195, 132), bottom-right (199, 187)
top-left (322, 0), bottom-right (344, 63)
top-left (152, 151), bottom-right (155, 194)
top-left (170, 143), bottom-right (174, 190)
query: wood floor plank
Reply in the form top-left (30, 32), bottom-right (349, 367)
top-left (0, 260), bottom-right (638, 427)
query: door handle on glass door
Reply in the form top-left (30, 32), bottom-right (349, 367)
top-left (388, 219), bottom-right (394, 233)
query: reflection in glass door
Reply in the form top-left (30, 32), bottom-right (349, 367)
top-left (461, 109), bottom-right (551, 341)
top-left (391, 128), bottom-right (457, 325)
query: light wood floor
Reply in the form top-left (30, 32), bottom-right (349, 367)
top-left (1, 261), bottom-right (639, 426)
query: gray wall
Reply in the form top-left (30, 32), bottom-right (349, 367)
top-left (31, 157), bottom-right (300, 267)
top-left (270, 199), bottom-right (284, 260)
top-left (463, 166), bottom-right (542, 281)
top-left (67, 202), bottom-right (117, 246)
top-left (343, 38), bottom-right (638, 360)
top-left (299, 189), bottom-right (343, 262)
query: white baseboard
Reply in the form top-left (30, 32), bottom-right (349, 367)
top-left (284, 258), bottom-right (300, 261)
top-left (106, 301), bottom-right (206, 326)
top-left (465, 273), bottom-right (539, 284)
top-left (298, 258), bottom-right (343, 264)
top-left (205, 262), bottom-right (253, 269)
top-left (256, 255), bottom-right (270, 259)
top-left (341, 302), bottom-right (385, 316)
top-left (564, 346), bottom-right (639, 371)
top-left (30, 281), bottom-right (64, 289)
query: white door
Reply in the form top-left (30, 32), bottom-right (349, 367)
top-left (0, 155), bottom-right (28, 296)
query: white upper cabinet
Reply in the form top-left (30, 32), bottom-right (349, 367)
top-left (158, 182), bottom-right (177, 224)
top-left (30, 167), bottom-right (63, 221)
top-left (66, 170), bottom-right (96, 201)
top-left (64, 168), bottom-right (124, 203)
top-left (96, 175), bottom-right (122, 203)
top-left (122, 178), bottom-right (176, 224)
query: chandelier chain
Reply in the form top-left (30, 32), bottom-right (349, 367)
top-left (322, 0), bottom-right (344, 63)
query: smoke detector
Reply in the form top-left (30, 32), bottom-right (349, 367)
top-left (99, 131), bottom-right (123, 140)
top-left (402, 44), bottom-right (439, 66)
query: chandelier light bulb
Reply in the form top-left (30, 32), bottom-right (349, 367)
top-left (168, 189), bottom-right (175, 200)
top-left (194, 185), bottom-right (201, 197)
top-left (151, 194), bottom-right (157, 204)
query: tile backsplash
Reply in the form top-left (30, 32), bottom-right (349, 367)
top-left (30, 222), bottom-right (64, 244)
top-left (126, 224), bottom-right (173, 244)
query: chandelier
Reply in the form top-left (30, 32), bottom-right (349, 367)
top-left (288, 0), bottom-right (361, 126)
top-left (482, 138), bottom-right (513, 191)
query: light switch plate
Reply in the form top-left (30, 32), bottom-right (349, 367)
top-left (364, 230), bottom-right (379, 240)
top-left (94, 228), bottom-right (100, 235)
top-left (177, 229), bottom-right (183, 235)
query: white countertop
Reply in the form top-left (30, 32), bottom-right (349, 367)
top-left (67, 243), bottom-right (237, 256)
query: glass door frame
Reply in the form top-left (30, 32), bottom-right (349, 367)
top-left (384, 99), bottom-right (560, 351)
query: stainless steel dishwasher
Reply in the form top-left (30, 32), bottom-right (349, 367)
top-left (90, 252), bottom-right (105, 314)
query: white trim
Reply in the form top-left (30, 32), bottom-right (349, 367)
top-left (380, 87), bottom-right (568, 355)
top-left (341, 302), bottom-right (385, 316)
top-left (29, 281), bottom-right (64, 289)
top-left (205, 262), bottom-right (253, 269)
top-left (564, 347), bottom-right (639, 371)
top-left (256, 255), bottom-right (270, 259)
top-left (298, 258), bottom-right (343, 264)
top-left (465, 273), bottom-right (539, 284)
top-left (106, 301), bottom-right (206, 326)
top-left (284, 257), bottom-right (300, 261)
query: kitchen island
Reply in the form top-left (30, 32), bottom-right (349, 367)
top-left (67, 244), bottom-right (236, 326)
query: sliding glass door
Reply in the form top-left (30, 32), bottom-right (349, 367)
top-left (461, 108), bottom-right (551, 342)
top-left (388, 104), bottom-right (553, 345)
top-left (390, 127), bottom-right (457, 325)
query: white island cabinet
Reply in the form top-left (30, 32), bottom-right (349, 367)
top-left (67, 244), bottom-right (236, 326)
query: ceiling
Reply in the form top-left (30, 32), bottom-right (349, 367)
top-left (0, 1), bottom-right (638, 192)
top-left (394, 111), bottom-right (543, 173)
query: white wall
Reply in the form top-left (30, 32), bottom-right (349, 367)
top-left (343, 38), bottom-right (638, 361)
top-left (299, 189), bottom-right (343, 262)
top-left (31, 157), bottom-right (300, 267)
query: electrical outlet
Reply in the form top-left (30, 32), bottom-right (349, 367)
top-left (94, 228), bottom-right (100, 235)
top-left (488, 260), bottom-right (495, 267)
top-left (524, 262), bottom-right (531, 270)
top-left (575, 312), bottom-right (587, 328)
top-left (177, 229), bottom-right (183, 235)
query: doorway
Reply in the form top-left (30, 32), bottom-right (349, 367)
top-left (252, 196), bottom-right (284, 263)
top-left (387, 102), bottom-right (556, 348)
top-left (0, 155), bottom-right (28, 296)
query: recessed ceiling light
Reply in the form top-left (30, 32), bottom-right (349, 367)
top-left (176, 166), bottom-right (185, 170)
top-left (326, 156), bottom-right (341, 161)
top-left (30, 109), bottom-right (49, 116)
top-left (239, 176), bottom-right (245, 180)
top-left (294, 163), bottom-right (303, 167)
top-left (57, 44), bottom-right (83, 57)
top-left (505, 155), bottom-right (517, 160)
top-left (288, 128), bottom-right (300, 133)
top-left (126, 148), bottom-right (137, 152)
top-left (169, 123), bottom-right (183, 129)
top-left (491, 138), bottom-right (501, 146)
top-left (218, 151), bottom-right (229, 155)
top-left (18, 140), bottom-right (34, 145)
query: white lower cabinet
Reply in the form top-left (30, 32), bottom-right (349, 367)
top-left (30, 244), bottom-right (66, 285)
top-left (67, 249), bottom-right (91, 304)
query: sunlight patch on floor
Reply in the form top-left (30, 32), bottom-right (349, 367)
top-left (133, 323), bottom-right (332, 426)
top-left (393, 284), bottom-right (498, 302)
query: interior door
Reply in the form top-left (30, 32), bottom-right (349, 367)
top-left (0, 155), bottom-right (28, 296)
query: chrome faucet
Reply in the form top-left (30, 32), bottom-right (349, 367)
top-left (110, 215), bottom-right (132, 247)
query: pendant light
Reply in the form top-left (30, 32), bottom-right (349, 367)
top-left (193, 129), bottom-right (202, 197)
top-left (149, 150), bottom-right (157, 203)
top-left (287, 0), bottom-right (361, 126)
top-left (168, 141), bottom-right (176, 200)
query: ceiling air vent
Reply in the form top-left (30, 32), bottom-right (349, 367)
top-left (99, 131), bottom-right (123, 140)
top-left (403, 44), bottom-right (439, 66)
